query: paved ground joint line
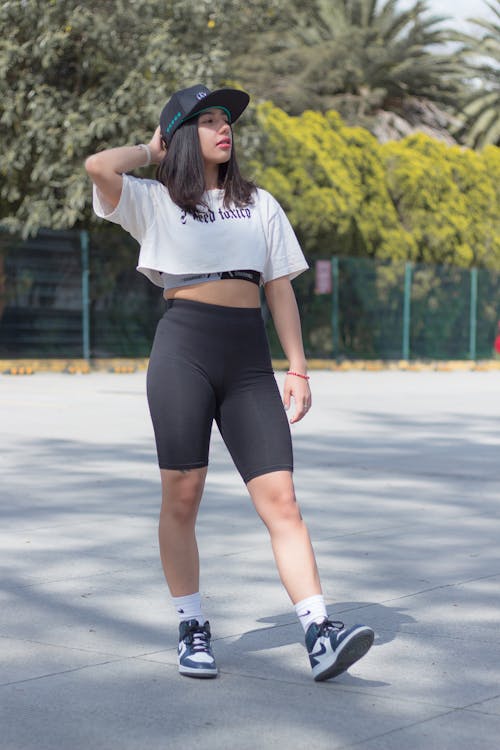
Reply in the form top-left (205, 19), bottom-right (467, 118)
top-left (333, 708), bottom-right (466, 750)
top-left (0, 657), bottom-right (127, 688)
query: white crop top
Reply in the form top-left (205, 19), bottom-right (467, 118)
top-left (92, 175), bottom-right (308, 288)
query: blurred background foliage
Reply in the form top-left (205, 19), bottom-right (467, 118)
top-left (253, 105), bottom-right (500, 269)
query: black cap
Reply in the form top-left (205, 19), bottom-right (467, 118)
top-left (159, 84), bottom-right (250, 145)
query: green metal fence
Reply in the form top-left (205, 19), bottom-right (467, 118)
top-left (0, 230), bottom-right (498, 361)
top-left (0, 229), bottom-right (163, 359)
top-left (286, 257), bottom-right (499, 361)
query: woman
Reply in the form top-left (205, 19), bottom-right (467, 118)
top-left (85, 84), bottom-right (374, 681)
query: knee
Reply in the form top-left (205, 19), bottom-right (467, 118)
top-left (160, 472), bottom-right (205, 524)
top-left (161, 490), bottom-right (198, 525)
top-left (263, 487), bottom-right (302, 525)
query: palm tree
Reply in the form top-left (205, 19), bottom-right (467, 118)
top-left (228, 0), bottom-right (465, 126)
top-left (455, 1), bottom-right (500, 148)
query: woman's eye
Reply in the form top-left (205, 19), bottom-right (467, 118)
top-left (200, 115), bottom-right (228, 125)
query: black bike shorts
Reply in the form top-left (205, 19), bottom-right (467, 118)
top-left (146, 298), bottom-right (293, 483)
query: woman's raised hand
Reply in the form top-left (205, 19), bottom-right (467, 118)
top-left (148, 126), bottom-right (167, 164)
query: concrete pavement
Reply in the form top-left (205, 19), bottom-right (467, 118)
top-left (1, 370), bottom-right (499, 749)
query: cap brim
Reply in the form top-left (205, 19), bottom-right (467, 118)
top-left (184, 88), bottom-right (249, 125)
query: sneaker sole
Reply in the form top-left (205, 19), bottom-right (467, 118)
top-left (179, 664), bottom-right (218, 679)
top-left (313, 627), bottom-right (374, 682)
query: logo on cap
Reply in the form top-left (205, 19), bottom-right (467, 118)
top-left (196, 91), bottom-right (208, 100)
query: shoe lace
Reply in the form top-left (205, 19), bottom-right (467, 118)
top-left (320, 619), bottom-right (344, 636)
top-left (186, 623), bottom-right (210, 652)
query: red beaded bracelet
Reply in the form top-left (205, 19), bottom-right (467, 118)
top-left (287, 371), bottom-right (310, 380)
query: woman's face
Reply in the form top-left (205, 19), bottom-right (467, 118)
top-left (197, 108), bottom-right (232, 167)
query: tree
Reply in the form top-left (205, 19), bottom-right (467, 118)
top-left (228, 0), bottom-right (464, 128)
top-left (455, 0), bottom-right (500, 148)
top-left (381, 136), bottom-right (500, 268)
top-left (252, 103), bottom-right (500, 270)
top-left (252, 102), bottom-right (415, 260)
top-left (0, 0), bottom-right (231, 236)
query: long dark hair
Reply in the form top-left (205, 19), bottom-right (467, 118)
top-left (155, 118), bottom-right (255, 215)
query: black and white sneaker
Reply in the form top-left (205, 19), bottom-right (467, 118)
top-left (178, 619), bottom-right (218, 678)
top-left (305, 618), bottom-right (374, 682)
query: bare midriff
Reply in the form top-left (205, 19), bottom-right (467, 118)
top-left (164, 278), bottom-right (260, 308)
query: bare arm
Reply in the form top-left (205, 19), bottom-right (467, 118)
top-left (265, 276), bottom-right (311, 423)
top-left (84, 126), bottom-right (166, 210)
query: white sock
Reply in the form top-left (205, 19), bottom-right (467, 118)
top-left (295, 594), bottom-right (328, 633)
top-left (172, 592), bottom-right (205, 624)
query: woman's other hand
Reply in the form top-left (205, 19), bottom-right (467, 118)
top-left (283, 373), bottom-right (311, 424)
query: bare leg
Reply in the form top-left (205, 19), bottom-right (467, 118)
top-left (158, 467), bottom-right (208, 596)
top-left (247, 470), bottom-right (322, 604)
